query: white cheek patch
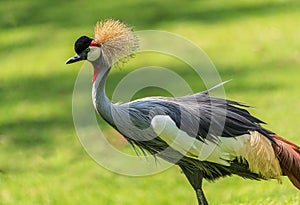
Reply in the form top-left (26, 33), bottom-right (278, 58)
top-left (87, 46), bottom-right (101, 61)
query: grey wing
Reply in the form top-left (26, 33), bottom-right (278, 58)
top-left (170, 92), bottom-right (272, 139)
top-left (127, 92), bottom-right (272, 142)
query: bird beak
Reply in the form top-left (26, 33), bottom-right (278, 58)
top-left (65, 53), bottom-right (86, 64)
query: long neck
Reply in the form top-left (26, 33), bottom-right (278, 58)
top-left (91, 58), bottom-right (114, 123)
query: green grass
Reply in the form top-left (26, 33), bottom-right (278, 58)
top-left (1, 0), bottom-right (300, 204)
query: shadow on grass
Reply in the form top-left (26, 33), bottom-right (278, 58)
top-left (1, 0), bottom-right (299, 29)
top-left (0, 72), bottom-right (75, 103)
top-left (1, 117), bottom-right (73, 147)
top-left (0, 72), bottom-right (76, 147)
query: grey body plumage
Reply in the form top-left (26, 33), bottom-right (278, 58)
top-left (90, 54), bottom-right (267, 180)
top-left (68, 33), bottom-right (268, 205)
top-left (66, 20), bottom-right (300, 205)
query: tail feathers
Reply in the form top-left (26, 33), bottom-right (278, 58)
top-left (271, 134), bottom-right (300, 189)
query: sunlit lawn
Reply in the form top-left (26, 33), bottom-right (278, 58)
top-left (0, 0), bottom-right (300, 204)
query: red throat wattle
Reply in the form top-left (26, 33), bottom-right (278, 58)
top-left (90, 40), bottom-right (99, 47)
top-left (90, 40), bottom-right (100, 84)
top-left (92, 67), bottom-right (99, 84)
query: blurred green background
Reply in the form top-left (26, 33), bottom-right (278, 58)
top-left (1, 0), bottom-right (300, 204)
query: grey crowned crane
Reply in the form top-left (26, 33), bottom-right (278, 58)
top-left (66, 19), bottom-right (300, 205)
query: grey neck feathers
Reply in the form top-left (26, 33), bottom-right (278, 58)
top-left (91, 58), bottom-right (114, 124)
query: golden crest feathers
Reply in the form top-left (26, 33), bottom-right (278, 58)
top-left (94, 19), bottom-right (138, 65)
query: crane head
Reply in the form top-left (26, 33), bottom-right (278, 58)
top-left (65, 36), bottom-right (100, 64)
top-left (66, 19), bottom-right (138, 66)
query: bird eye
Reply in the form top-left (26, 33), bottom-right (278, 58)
top-left (85, 47), bottom-right (90, 52)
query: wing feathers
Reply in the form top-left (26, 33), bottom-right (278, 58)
top-left (151, 115), bottom-right (283, 180)
top-left (151, 115), bottom-right (248, 166)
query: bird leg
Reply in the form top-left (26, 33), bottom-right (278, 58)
top-left (195, 187), bottom-right (208, 205)
top-left (179, 165), bottom-right (209, 205)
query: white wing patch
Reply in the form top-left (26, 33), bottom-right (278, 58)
top-left (151, 115), bottom-right (282, 180)
top-left (151, 115), bottom-right (251, 166)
